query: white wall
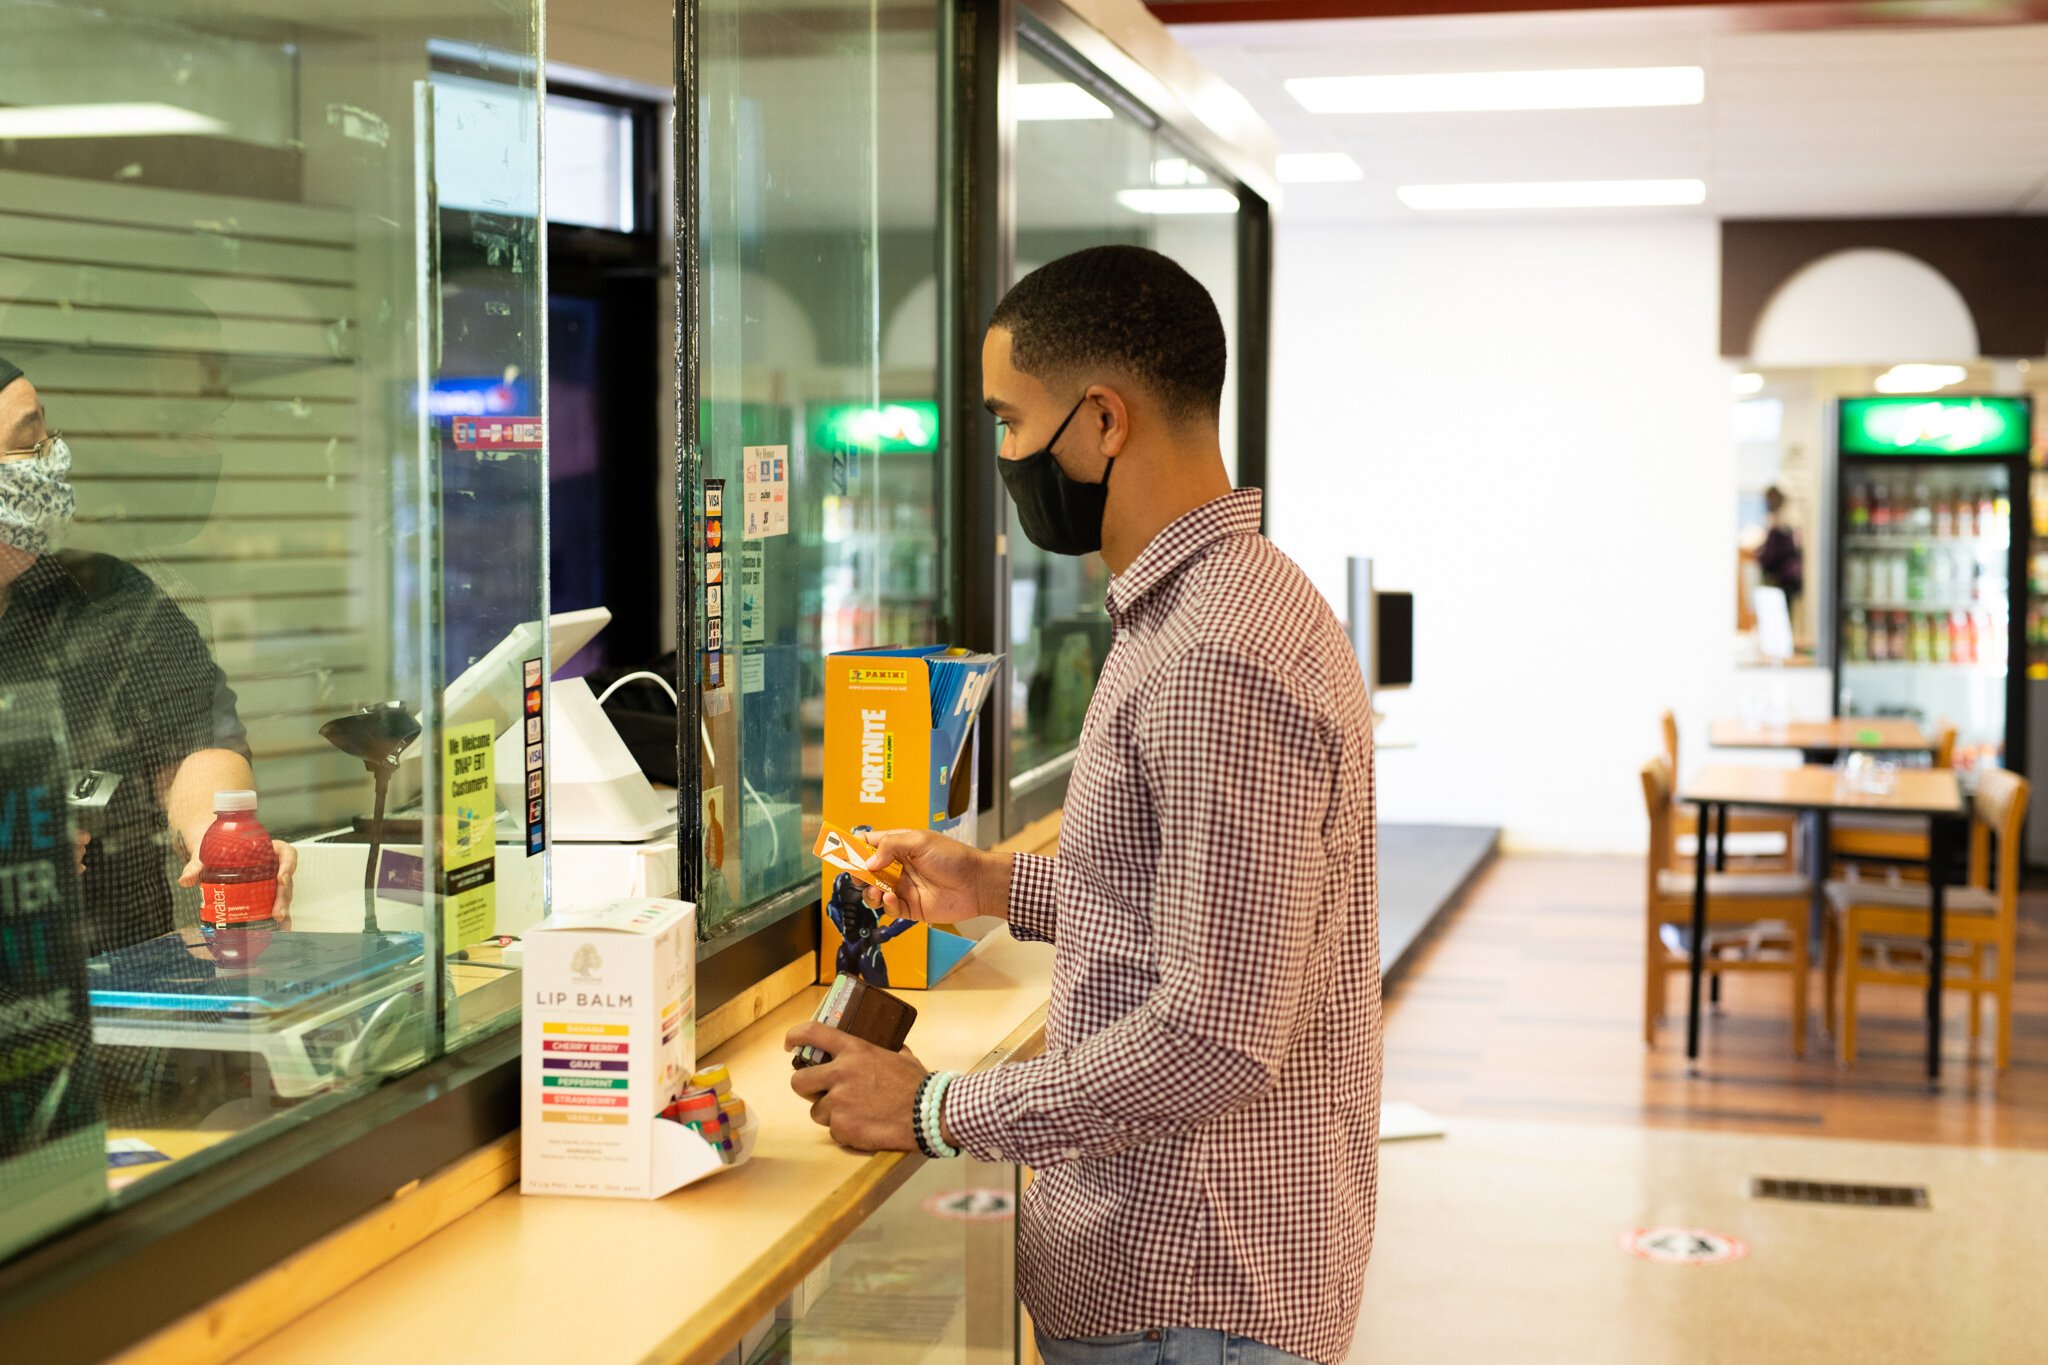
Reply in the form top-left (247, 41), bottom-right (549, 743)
top-left (1268, 218), bottom-right (1822, 852)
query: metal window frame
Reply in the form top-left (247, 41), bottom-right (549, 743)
top-left (0, 5), bottom-right (1274, 1349)
top-left (983, 0), bottom-right (1276, 840)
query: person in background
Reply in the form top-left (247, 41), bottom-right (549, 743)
top-left (0, 354), bottom-right (295, 957)
top-left (1756, 485), bottom-right (1804, 613)
top-left (785, 247), bottom-right (1380, 1365)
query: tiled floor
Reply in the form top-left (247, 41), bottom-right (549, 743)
top-left (1351, 854), bottom-right (2048, 1362)
top-left (1349, 1117), bottom-right (2048, 1363)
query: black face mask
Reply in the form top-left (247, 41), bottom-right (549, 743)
top-left (998, 396), bottom-right (1113, 556)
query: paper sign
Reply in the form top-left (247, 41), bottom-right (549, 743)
top-left (742, 445), bottom-right (790, 539)
top-left (740, 544), bottom-right (766, 645)
top-left (741, 653), bottom-right (766, 695)
top-left (452, 417), bottom-right (543, 450)
top-left (442, 720), bottom-right (498, 948)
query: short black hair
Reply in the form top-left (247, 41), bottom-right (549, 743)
top-left (990, 245), bottom-right (1226, 423)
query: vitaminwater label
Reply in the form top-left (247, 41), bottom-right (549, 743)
top-left (200, 878), bottom-right (277, 925)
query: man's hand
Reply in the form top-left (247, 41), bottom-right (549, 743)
top-left (178, 838), bottom-right (298, 922)
top-left (786, 1022), bottom-right (926, 1153)
top-left (857, 828), bottom-right (1010, 925)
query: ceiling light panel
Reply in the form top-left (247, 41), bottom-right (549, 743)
top-left (1397, 178), bottom-right (1706, 211)
top-left (1116, 187), bottom-right (1242, 216)
top-left (0, 102), bottom-right (227, 139)
top-left (1014, 83), bottom-right (1113, 122)
top-left (1287, 66), bottom-right (1705, 115)
top-left (1277, 153), bottom-right (1364, 184)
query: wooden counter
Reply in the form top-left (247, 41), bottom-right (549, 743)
top-left (231, 930), bottom-right (1056, 1365)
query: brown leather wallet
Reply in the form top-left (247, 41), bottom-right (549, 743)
top-left (792, 974), bottom-right (918, 1068)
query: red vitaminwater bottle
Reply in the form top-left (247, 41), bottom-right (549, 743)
top-left (199, 790), bottom-right (280, 934)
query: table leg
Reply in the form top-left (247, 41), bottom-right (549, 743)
top-left (1926, 813), bottom-right (1955, 1088)
top-left (1688, 801), bottom-right (1712, 1070)
top-left (1809, 809), bottom-right (1831, 948)
top-left (1713, 804), bottom-right (1730, 872)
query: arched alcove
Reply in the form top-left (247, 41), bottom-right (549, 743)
top-left (1751, 248), bottom-right (1978, 366)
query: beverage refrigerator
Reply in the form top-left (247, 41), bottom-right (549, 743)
top-left (1831, 395), bottom-right (2032, 797)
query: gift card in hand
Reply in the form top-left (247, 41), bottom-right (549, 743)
top-left (815, 821), bottom-right (902, 890)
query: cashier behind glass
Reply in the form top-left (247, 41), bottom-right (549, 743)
top-left (788, 247), bottom-right (1380, 1365)
top-left (0, 354), bottom-right (295, 955)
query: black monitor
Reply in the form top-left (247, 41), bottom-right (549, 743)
top-left (1346, 558), bottom-right (1412, 693)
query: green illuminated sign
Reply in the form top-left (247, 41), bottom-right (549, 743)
top-left (810, 400), bottom-right (940, 455)
top-left (1840, 395), bottom-right (2032, 457)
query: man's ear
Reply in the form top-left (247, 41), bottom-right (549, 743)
top-left (1085, 384), bottom-right (1132, 458)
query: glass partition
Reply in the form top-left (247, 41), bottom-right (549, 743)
top-left (1005, 31), bottom-right (1246, 799)
top-left (695, 0), bottom-right (946, 934)
top-left (0, 0), bottom-right (542, 1254)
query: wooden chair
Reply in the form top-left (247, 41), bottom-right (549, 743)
top-left (1826, 722), bottom-right (1958, 875)
top-left (1661, 711), bottom-right (1797, 872)
top-left (1642, 757), bottom-right (1810, 1057)
top-left (1824, 768), bottom-right (2028, 1069)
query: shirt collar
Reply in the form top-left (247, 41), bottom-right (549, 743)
top-left (1106, 487), bottom-right (1263, 622)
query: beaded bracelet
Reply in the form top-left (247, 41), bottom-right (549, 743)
top-left (911, 1072), bottom-right (939, 1158)
top-left (920, 1070), bottom-right (962, 1159)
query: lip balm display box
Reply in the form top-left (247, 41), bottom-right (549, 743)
top-left (520, 898), bottom-right (722, 1199)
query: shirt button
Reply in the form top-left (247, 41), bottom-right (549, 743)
top-left (1060, 1148), bottom-right (1080, 1162)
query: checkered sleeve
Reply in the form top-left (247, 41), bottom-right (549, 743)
top-left (1005, 851), bottom-right (1059, 943)
top-left (945, 643), bottom-right (1333, 1167)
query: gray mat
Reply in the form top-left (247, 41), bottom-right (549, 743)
top-left (1380, 823), bottom-right (1499, 982)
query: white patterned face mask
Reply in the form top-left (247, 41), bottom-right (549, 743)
top-left (0, 436), bottom-right (75, 556)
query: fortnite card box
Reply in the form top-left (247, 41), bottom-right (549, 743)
top-left (820, 647), bottom-right (1001, 989)
top-left (521, 899), bottom-right (718, 1199)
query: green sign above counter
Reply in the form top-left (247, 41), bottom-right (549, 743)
top-left (1840, 395), bottom-right (2033, 457)
top-left (810, 400), bottom-right (940, 455)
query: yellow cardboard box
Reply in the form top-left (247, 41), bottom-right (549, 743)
top-left (819, 647), bottom-right (999, 989)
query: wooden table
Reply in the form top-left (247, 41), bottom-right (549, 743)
top-left (1679, 765), bottom-right (1966, 1086)
top-left (1709, 718), bottom-right (1937, 759)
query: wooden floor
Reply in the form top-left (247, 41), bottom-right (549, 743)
top-left (1382, 855), bottom-right (2048, 1150)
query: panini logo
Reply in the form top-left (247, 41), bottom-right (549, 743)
top-left (847, 667), bottom-right (909, 688)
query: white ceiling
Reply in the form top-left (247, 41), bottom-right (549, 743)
top-left (1170, 7), bottom-right (2048, 222)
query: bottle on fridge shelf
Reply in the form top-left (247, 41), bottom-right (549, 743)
top-left (1931, 612), bottom-right (1951, 663)
top-left (1890, 552), bottom-right (1910, 603)
top-left (1849, 483), bottom-right (1870, 533)
top-left (1871, 482), bottom-right (1893, 534)
top-left (1909, 612), bottom-right (1931, 662)
top-left (1910, 484), bottom-right (1931, 535)
top-left (1934, 492), bottom-right (1955, 538)
top-left (1963, 610), bottom-right (1980, 664)
top-left (1906, 547), bottom-right (1927, 602)
top-left (1845, 552), bottom-right (1868, 604)
top-left (1846, 610), bottom-right (1869, 662)
top-left (1892, 611), bottom-right (1912, 661)
top-left (1992, 489), bottom-right (2011, 544)
top-left (1929, 548), bottom-right (1954, 602)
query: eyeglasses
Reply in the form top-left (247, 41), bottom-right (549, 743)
top-left (0, 432), bottom-right (61, 463)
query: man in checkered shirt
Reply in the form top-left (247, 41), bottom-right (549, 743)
top-left (790, 246), bottom-right (1379, 1365)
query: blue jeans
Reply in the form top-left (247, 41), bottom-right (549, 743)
top-left (1035, 1326), bottom-right (1318, 1365)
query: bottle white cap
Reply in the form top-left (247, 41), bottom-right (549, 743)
top-left (213, 789), bottom-right (258, 813)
